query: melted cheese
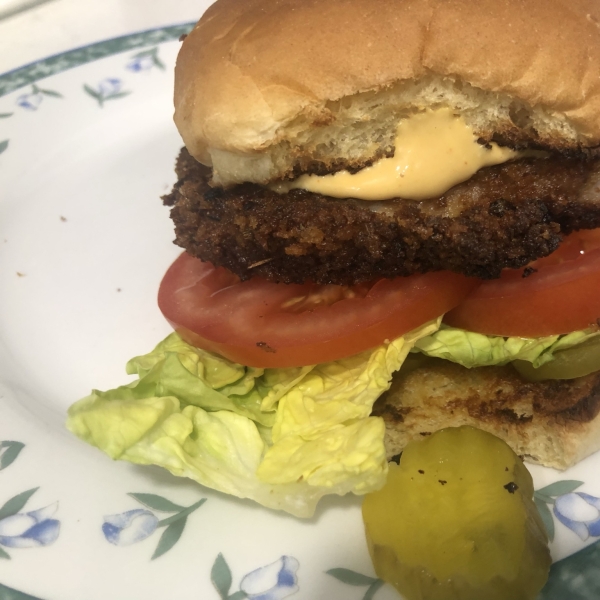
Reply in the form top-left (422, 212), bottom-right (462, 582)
top-left (272, 108), bottom-right (522, 201)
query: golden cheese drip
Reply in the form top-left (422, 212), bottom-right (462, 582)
top-left (273, 108), bottom-right (522, 201)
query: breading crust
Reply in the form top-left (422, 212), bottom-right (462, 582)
top-left (164, 149), bottom-right (600, 284)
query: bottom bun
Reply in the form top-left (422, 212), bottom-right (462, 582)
top-left (374, 355), bottom-right (600, 470)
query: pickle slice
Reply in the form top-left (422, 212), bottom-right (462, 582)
top-left (513, 335), bottom-right (600, 381)
top-left (362, 426), bottom-right (550, 600)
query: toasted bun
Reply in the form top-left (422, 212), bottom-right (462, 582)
top-left (374, 357), bottom-right (600, 470)
top-left (174, 0), bottom-right (600, 186)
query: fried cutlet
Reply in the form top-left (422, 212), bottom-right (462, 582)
top-left (163, 149), bottom-right (600, 285)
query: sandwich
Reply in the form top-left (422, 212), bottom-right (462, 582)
top-left (67, 0), bottom-right (600, 517)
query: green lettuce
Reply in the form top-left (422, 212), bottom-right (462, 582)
top-left (413, 325), bottom-right (600, 369)
top-left (67, 320), bottom-right (440, 517)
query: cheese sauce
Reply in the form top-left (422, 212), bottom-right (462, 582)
top-left (273, 108), bottom-right (522, 201)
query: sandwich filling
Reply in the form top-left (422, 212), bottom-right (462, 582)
top-left (164, 149), bottom-right (600, 284)
top-left (272, 108), bottom-right (524, 201)
top-left (66, 0), bottom-right (600, 520)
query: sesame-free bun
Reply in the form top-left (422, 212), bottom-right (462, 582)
top-left (374, 356), bottom-right (600, 471)
top-left (174, 0), bottom-right (600, 187)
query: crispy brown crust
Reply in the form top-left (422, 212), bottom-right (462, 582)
top-left (372, 356), bottom-right (600, 469)
top-left (163, 149), bottom-right (600, 284)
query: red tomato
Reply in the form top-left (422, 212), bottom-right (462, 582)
top-left (445, 230), bottom-right (600, 337)
top-left (158, 252), bottom-right (476, 368)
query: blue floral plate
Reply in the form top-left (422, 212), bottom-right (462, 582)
top-left (1, 22), bottom-right (600, 600)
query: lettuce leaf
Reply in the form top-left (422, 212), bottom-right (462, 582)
top-left (67, 322), bottom-right (439, 518)
top-left (413, 325), bottom-right (600, 369)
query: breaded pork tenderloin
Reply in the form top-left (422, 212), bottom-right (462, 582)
top-left (163, 149), bottom-right (600, 285)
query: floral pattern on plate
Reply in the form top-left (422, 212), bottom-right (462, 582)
top-left (0, 112), bottom-right (11, 153)
top-left (0, 441), bottom-right (60, 559)
top-left (83, 78), bottom-right (130, 107)
top-left (1, 42), bottom-right (170, 159)
top-left (126, 47), bottom-right (166, 72)
top-left (82, 46), bottom-right (166, 107)
top-left (103, 493), bottom-right (206, 559)
top-left (0, 24), bottom-right (193, 97)
top-left (326, 568), bottom-right (384, 600)
top-left (0, 441), bottom-right (25, 471)
top-left (16, 83), bottom-right (62, 111)
top-left (534, 480), bottom-right (600, 541)
top-left (212, 554), bottom-right (300, 600)
top-left (0, 495), bottom-right (60, 556)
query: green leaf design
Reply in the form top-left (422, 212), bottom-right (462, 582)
top-left (534, 491), bottom-right (555, 505)
top-left (364, 580), bottom-right (384, 600)
top-left (536, 480), bottom-right (584, 498)
top-left (211, 553), bottom-right (233, 600)
top-left (131, 46), bottom-right (165, 70)
top-left (131, 49), bottom-right (153, 59)
top-left (0, 441), bottom-right (25, 471)
top-left (83, 84), bottom-right (103, 106)
top-left (227, 592), bottom-right (248, 600)
top-left (39, 88), bottom-right (62, 98)
top-left (151, 515), bottom-right (187, 560)
top-left (0, 113), bottom-right (12, 118)
top-left (157, 498), bottom-right (206, 527)
top-left (105, 91), bottom-right (131, 101)
top-left (0, 583), bottom-right (46, 600)
top-left (535, 497), bottom-right (556, 542)
top-left (152, 54), bottom-right (166, 70)
top-left (83, 84), bottom-right (99, 98)
top-left (31, 83), bottom-right (40, 94)
top-left (0, 140), bottom-right (8, 155)
top-left (326, 568), bottom-right (380, 587)
top-left (0, 487), bottom-right (38, 521)
top-left (0, 546), bottom-right (11, 560)
top-left (128, 493), bottom-right (186, 513)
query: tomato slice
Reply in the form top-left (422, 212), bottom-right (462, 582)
top-left (158, 252), bottom-right (476, 368)
top-left (445, 230), bottom-right (600, 337)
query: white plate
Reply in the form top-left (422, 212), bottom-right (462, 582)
top-left (1, 24), bottom-right (600, 600)
top-left (0, 0), bottom-right (52, 19)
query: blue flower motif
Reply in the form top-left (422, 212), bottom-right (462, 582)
top-left (126, 55), bottom-right (154, 72)
top-left (102, 494), bottom-right (206, 559)
top-left (553, 492), bottom-right (600, 540)
top-left (0, 502), bottom-right (60, 548)
top-left (16, 92), bottom-right (43, 111)
top-left (102, 508), bottom-right (159, 546)
top-left (15, 85), bottom-right (62, 111)
top-left (98, 78), bottom-right (123, 96)
top-left (126, 47), bottom-right (165, 72)
top-left (240, 556), bottom-right (300, 600)
top-left (83, 78), bottom-right (130, 107)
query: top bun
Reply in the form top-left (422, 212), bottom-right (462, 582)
top-left (174, 0), bottom-right (600, 187)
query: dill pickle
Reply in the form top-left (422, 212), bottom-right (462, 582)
top-left (362, 426), bottom-right (550, 600)
top-left (513, 335), bottom-right (600, 381)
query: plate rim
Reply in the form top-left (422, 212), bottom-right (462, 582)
top-left (0, 21), bottom-right (195, 98)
